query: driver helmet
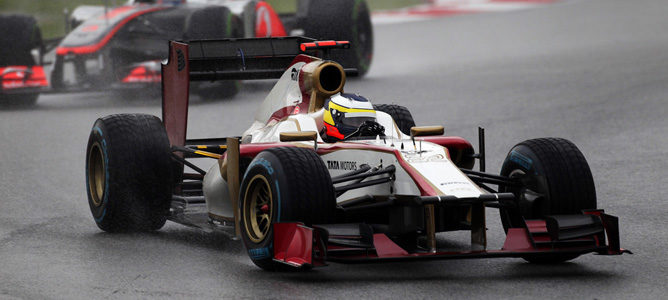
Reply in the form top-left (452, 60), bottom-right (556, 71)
top-left (322, 93), bottom-right (377, 141)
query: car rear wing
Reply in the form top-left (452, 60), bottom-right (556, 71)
top-left (162, 36), bottom-right (352, 147)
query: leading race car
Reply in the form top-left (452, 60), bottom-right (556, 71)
top-left (0, 0), bottom-right (372, 106)
top-left (85, 37), bottom-right (629, 270)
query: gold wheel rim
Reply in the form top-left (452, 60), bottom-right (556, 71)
top-left (242, 174), bottom-right (273, 243)
top-left (88, 142), bottom-right (105, 207)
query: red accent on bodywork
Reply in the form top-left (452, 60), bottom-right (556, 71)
top-left (241, 142), bottom-right (396, 159)
top-left (267, 106), bottom-right (298, 123)
top-left (315, 142), bottom-right (396, 154)
top-left (122, 65), bottom-right (161, 83)
top-left (295, 54), bottom-right (318, 114)
top-left (263, 54), bottom-right (318, 123)
top-left (1, 66), bottom-right (48, 90)
top-left (273, 223), bottom-right (313, 267)
top-left (300, 40), bottom-right (350, 51)
top-left (416, 136), bottom-right (473, 154)
top-left (525, 220), bottom-right (548, 234)
top-left (56, 6), bottom-right (167, 56)
top-left (290, 54), bottom-right (318, 66)
top-left (81, 25), bottom-right (99, 32)
top-left (502, 228), bottom-right (534, 251)
top-left (255, 1), bottom-right (287, 37)
top-left (240, 141), bottom-right (391, 158)
top-left (99, 6), bottom-right (134, 19)
top-left (373, 234), bottom-right (409, 257)
top-left (161, 41), bottom-right (190, 147)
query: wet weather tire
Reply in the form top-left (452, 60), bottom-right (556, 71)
top-left (239, 147), bottom-right (336, 271)
top-left (85, 114), bottom-right (174, 232)
top-left (303, 0), bottom-right (373, 76)
top-left (186, 6), bottom-right (240, 99)
top-left (373, 104), bottom-right (416, 135)
top-left (0, 14), bottom-right (41, 66)
top-left (0, 14), bottom-right (42, 107)
top-left (500, 138), bottom-right (596, 263)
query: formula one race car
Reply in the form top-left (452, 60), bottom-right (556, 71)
top-left (0, 0), bottom-right (372, 106)
top-left (85, 37), bottom-right (629, 270)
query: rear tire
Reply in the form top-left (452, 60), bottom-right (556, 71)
top-left (0, 14), bottom-right (41, 66)
top-left (373, 104), bottom-right (415, 135)
top-left (186, 6), bottom-right (241, 99)
top-left (239, 147), bottom-right (336, 271)
top-left (302, 0), bottom-right (373, 77)
top-left (85, 114), bottom-right (174, 232)
top-left (0, 14), bottom-right (42, 107)
top-left (500, 138), bottom-right (596, 263)
top-left (192, 80), bottom-right (241, 101)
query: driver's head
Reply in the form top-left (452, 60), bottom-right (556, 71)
top-left (322, 93), bottom-right (377, 142)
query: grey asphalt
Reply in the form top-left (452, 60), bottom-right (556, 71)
top-left (1, 0), bottom-right (667, 298)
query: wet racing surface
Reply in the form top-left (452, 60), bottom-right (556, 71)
top-left (1, 0), bottom-right (667, 298)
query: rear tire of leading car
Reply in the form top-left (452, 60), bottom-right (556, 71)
top-left (239, 147), bottom-right (336, 271)
top-left (373, 104), bottom-right (416, 135)
top-left (185, 6), bottom-right (241, 100)
top-left (0, 14), bottom-right (41, 66)
top-left (86, 114), bottom-right (174, 232)
top-left (302, 0), bottom-right (373, 77)
top-left (0, 14), bottom-right (42, 107)
top-left (500, 138), bottom-right (597, 263)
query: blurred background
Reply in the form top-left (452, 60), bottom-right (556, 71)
top-left (0, 0), bottom-right (424, 38)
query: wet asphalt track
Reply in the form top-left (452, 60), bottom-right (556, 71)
top-left (1, 0), bottom-right (667, 298)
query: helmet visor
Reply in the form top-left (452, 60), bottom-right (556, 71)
top-left (341, 111), bottom-right (376, 127)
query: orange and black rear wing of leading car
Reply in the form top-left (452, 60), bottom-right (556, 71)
top-left (161, 36), bottom-right (352, 148)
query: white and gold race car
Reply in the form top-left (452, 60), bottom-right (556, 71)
top-left (85, 37), bottom-right (629, 270)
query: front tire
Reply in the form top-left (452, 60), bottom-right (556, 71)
top-left (85, 114), bottom-right (174, 232)
top-left (239, 147), bottom-right (336, 270)
top-left (500, 138), bottom-right (596, 263)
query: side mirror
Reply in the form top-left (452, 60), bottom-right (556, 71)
top-left (410, 126), bottom-right (444, 137)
